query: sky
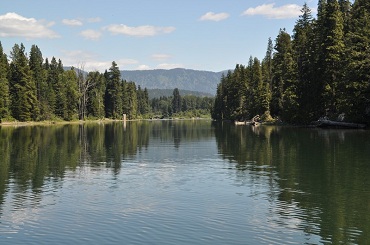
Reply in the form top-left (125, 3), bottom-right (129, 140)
top-left (0, 0), bottom-right (317, 72)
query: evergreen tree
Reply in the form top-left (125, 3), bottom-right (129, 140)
top-left (343, 0), bottom-right (370, 122)
top-left (29, 45), bottom-right (46, 120)
top-left (172, 88), bottom-right (182, 114)
top-left (271, 29), bottom-right (296, 119)
top-left (105, 61), bottom-right (122, 119)
top-left (234, 64), bottom-right (248, 120)
top-left (0, 42), bottom-right (10, 121)
top-left (261, 37), bottom-right (273, 92)
top-left (293, 3), bottom-right (315, 122)
top-left (252, 57), bottom-right (270, 118)
top-left (63, 70), bottom-right (79, 120)
top-left (87, 71), bottom-right (105, 119)
top-left (143, 88), bottom-right (150, 114)
top-left (9, 43), bottom-right (39, 121)
top-left (323, 0), bottom-right (345, 116)
top-left (123, 81), bottom-right (138, 119)
top-left (137, 86), bottom-right (150, 116)
top-left (339, 0), bottom-right (351, 32)
top-left (212, 75), bottom-right (226, 120)
top-left (45, 57), bottom-right (60, 116)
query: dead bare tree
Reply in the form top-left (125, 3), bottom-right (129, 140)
top-left (77, 63), bottom-right (95, 120)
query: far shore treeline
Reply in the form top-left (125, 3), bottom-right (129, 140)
top-left (0, 42), bottom-right (213, 122)
top-left (212, 1), bottom-right (370, 125)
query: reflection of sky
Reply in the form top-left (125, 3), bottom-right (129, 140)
top-left (1, 125), bottom-right (366, 244)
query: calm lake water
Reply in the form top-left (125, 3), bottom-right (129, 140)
top-left (0, 120), bottom-right (369, 244)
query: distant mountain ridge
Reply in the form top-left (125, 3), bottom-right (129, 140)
top-left (147, 89), bottom-right (213, 100)
top-left (121, 68), bottom-right (226, 95)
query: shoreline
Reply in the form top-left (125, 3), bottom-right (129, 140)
top-left (0, 117), bottom-right (212, 127)
top-left (0, 119), bottom-right (125, 127)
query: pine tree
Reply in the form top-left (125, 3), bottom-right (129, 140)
top-left (29, 45), bottom-right (46, 120)
top-left (252, 57), bottom-right (271, 118)
top-left (137, 86), bottom-right (150, 116)
top-left (87, 71), bottom-right (105, 119)
top-left (262, 38), bottom-right (273, 84)
top-left (9, 43), bottom-right (39, 121)
top-left (172, 88), bottom-right (182, 114)
top-left (0, 42), bottom-right (10, 121)
top-left (212, 75), bottom-right (226, 120)
top-left (293, 3), bottom-right (315, 122)
top-left (339, 0), bottom-right (351, 32)
top-left (45, 57), bottom-right (60, 116)
top-left (123, 81), bottom-right (138, 119)
top-left (63, 70), bottom-right (79, 120)
top-left (105, 61), bottom-right (122, 119)
top-left (271, 29), bottom-right (296, 119)
top-left (343, 0), bottom-right (370, 122)
top-left (323, 0), bottom-right (345, 116)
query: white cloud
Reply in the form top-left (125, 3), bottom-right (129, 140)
top-left (105, 24), bottom-right (176, 37)
top-left (80, 29), bottom-right (102, 40)
top-left (156, 63), bottom-right (184, 69)
top-left (199, 12), bottom-right (229, 21)
top-left (0, 12), bottom-right (59, 39)
top-left (61, 50), bottom-right (139, 72)
top-left (151, 54), bottom-right (171, 61)
top-left (242, 3), bottom-right (301, 19)
top-left (136, 65), bottom-right (151, 70)
top-left (62, 19), bottom-right (83, 26)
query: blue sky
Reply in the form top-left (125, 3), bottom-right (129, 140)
top-left (0, 0), bottom-right (317, 72)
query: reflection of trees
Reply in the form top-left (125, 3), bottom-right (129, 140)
top-left (150, 120), bottom-right (214, 148)
top-left (0, 127), bottom-right (11, 209)
top-left (0, 120), bottom-right (214, 214)
top-left (214, 122), bottom-right (370, 244)
top-left (0, 122), bottom-right (151, 211)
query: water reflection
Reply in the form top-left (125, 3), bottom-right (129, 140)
top-left (213, 122), bottom-right (370, 244)
top-left (0, 120), bottom-right (213, 207)
top-left (0, 121), bottom-right (369, 244)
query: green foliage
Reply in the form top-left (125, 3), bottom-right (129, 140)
top-left (87, 71), bottom-right (106, 119)
top-left (137, 86), bottom-right (150, 115)
top-left (0, 42), bottom-right (10, 121)
top-left (29, 45), bottom-right (47, 120)
top-left (9, 43), bottom-right (39, 121)
top-left (123, 81), bottom-right (138, 119)
top-left (213, 0), bottom-right (370, 125)
top-left (61, 70), bottom-right (79, 121)
top-left (3, 44), bottom-right (194, 122)
top-left (342, 0), bottom-right (370, 123)
top-left (105, 61), bottom-right (123, 119)
top-left (172, 88), bottom-right (181, 114)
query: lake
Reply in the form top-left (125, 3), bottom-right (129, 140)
top-left (0, 120), bottom-right (369, 244)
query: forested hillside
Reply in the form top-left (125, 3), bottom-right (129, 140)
top-left (0, 43), bottom-right (214, 122)
top-left (147, 89), bottom-right (213, 100)
top-left (121, 68), bottom-right (224, 95)
top-left (212, 0), bottom-right (370, 125)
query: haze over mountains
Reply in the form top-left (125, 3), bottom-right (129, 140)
top-left (120, 68), bottom-right (226, 96)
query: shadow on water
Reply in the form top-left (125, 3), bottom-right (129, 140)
top-left (212, 121), bottom-right (370, 244)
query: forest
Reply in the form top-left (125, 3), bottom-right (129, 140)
top-left (212, 0), bottom-right (370, 125)
top-left (0, 43), bottom-right (213, 122)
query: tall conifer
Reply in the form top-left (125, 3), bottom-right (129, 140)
top-left (0, 42), bottom-right (10, 121)
top-left (9, 43), bottom-right (39, 121)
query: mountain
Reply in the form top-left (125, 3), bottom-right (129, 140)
top-left (121, 68), bottom-right (226, 95)
top-left (147, 89), bottom-right (214, 99)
